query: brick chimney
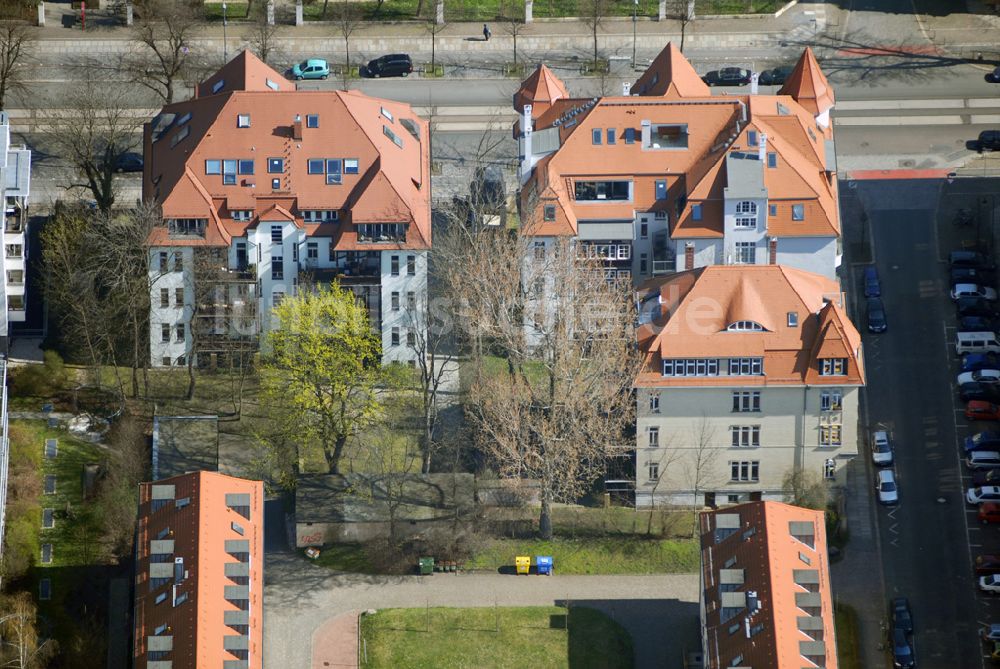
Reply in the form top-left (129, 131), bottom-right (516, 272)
top-left (684, 243), bottom-right (695, 271)
top-left (293, 114), bottom-right (303, 140)
top-left (769, 237), bottom-right (777, 265)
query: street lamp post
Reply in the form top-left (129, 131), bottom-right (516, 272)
top-left (632, 0), bottom-right (638, 69)
top-left (222, 2), bottom-right (228, 63)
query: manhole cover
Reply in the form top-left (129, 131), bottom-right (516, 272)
top-left (899, 159), bottom-right (916, 168)
top-left (937, 497), bottom-right (947, 503)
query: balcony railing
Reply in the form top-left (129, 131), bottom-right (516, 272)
top-left (651, 260), bottom-right (675, 275)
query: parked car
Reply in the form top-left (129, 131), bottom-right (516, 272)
top-left (959, 369), bottom-right (1000, 386)
top-left (758, 65), bottom-right (794, 86)
top-left (113, 152), bottom-right (144, 173)
top-left (291, 58), bottom-right (330, 80)
top-left (864, 266), bottom-right (881, 297)
top-left (365, 54), bottom-right (413, 78)
top-left (958, 297), bottom-right (999, 318)
top-left (968, 486), bottom-right (1000, 504)
top-left (969, 451), bottom-right (1000, 469)
top-left (981, 574), bottom-right (1000, 595)
top-left (991, 641), bottom-right (1000, 661)
top-left (952, 250), bottom-right (997, 271)
top-left (960, 317), bottom-right (998, 334)
top-left (974, 469), bottom-right (1000, 486)
top-left (701, 67), bottom-right (752, 86)
top-left (984, 623), bottom-right (1000, 641)
top-left (952, 283), bottom-right (999, 301)
top-left (964, 353), bottom-right (1000, 372)
top-left (966, 431), bottom-right (1000, 453)
top-left (989, 66), bottom-right (1000, 83)
top-left (892, 628), bottom-right (915, 668)
top-left (976, 554), bottom-right (1000, 575)
top-left (982, 503), bottom-right (1000, 524)
top-left (953, 267), bottom-right (995, 286)
top-left (960, 382), bottom-right (1000, 403)
top-left (867, 297), bottom-right (887, 333)
top-left (967, 401), bottom-right (1000, 421)
top-left (871, 430), bottom-right (893, 466)
top-left (977, 130), bottom-right (1000, 152)
top-left (875, 469), bottom-right (899, 505)
top-left (892, 597), bottom-right (914, 634)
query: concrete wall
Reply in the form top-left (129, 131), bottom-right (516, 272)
top-left (296, 517), bottom-right (459, 546)
top-left (775, 236), bottom-right (838, 280)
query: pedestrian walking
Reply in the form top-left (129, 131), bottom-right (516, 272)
top-left (483, 23), bottom-right (491, 41)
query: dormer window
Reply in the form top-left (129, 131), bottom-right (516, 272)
top-left (748, 130), bottom-right (758, 146)
top-left (820, 358), bottom-right (847, 376)
top-left (692, 204), bottom-right (702, 221)
top-left (726, 320), bottom-right (764, 332)
top-left (237, 114), bottom-right (250, 128)
top-left (787, 312), bottom-right (799, 327)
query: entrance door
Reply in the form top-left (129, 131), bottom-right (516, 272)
top-left (703, 492), bottom-right (716, 509)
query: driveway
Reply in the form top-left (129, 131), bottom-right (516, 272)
top-left (263, 551), bottom-right (700, 669)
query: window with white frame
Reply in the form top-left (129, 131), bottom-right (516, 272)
top-left (820, 389), bottom-right (843, 411)
top-left (730, 460), bottom-right (760, 482)
top-left (734, 201), bottom-right (757, 228)
top-left (823, 458), bottom-right (836, 480)
top-left (647, 426), bottom-right (659, 447)
top-left (726, 320), bottom-right (764, 332)
top-left (734, 241), bottom-right (756, 264)
top-left (820, 358), bottom-right (847, 376)
top-left (732, 391), bottom-right (761, 413)
top-left (730, 425), bottom-right (760, 448)
top-left (820, 425), bottom-right (842, 446)
top-left (306, 242), bottom-right (318, 260)
top-left (270, 225), bottom-right (282, 243)
top-left (662, 358), bottom-right (720, 377)
top-left (649, 392), bottom-right (660, 413)
top-left (728, 358), bottom-right (763, 376)
top-left (237, 114), bottom-right (250, 128)
top-left (230, 210), bottom-right (253, 221)
top-left (302, 210), bottom-right (338, 222)
top-left (647, 461), bottom-right (659, 481)
top-left (792, 203), bottom-right (805, 221)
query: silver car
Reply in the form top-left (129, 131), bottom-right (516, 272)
top-left (871, 430), bottom-right (893, 466)
top-left (875, 469), bottom-right (899, 505)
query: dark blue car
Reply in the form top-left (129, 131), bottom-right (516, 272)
top-left (963, 353), bottom-right (1000, 373)
top-left (864, 266), bottom-right (880, 297)
top-left (966, 431), bottom-right (1000, 453)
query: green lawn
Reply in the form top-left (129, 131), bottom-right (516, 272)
top-left (467, 536), bottom-right (699, 574)
top-left (835, 603), bottom-right (861, 669)
top-left (694, 0), bottom-right (780, 13)
top-left (360, 606), bottom-right (633, 669)
top-left (296, 0), bottom-right (669, 22)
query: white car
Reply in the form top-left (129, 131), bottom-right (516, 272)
top-left (871, 430), bottom-right (893, 466)
top-left (981, 574), bottom-right (1000, 594)
top-left (951, 283), bottom-right (999, 301)
top-left (959, 369), bottom-right (1000, 386)
top-left (968, 486), bottom-right (1000, 504)
top-left (875, 469), bottom-right (899, 505)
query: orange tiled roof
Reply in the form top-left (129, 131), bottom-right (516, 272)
top-left (513, 64), bottom-right (570, 118)
top-left (630, 42), bottom-right (711, 98)
top-left (144, 50), bottom-right (430, 251)
top-left (518, 46), bottom-right (839, 241)
top-left (778, 47), bottom-right (835, 117)
top-left (700, 501), bottom-right (838, 669)
top-left (133, 471), bottom-right (264, 669)
top-left (634, 265), bottom-right (864, 388)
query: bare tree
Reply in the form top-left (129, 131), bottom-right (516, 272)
top-left (355, 419), bottom-right (423, 542)
top-left (426, 20), bottom-right (448, 75)
top-left (45, 76), bottom-right (144, 213)
top-left (664, 0), bottom-right (695, 52)
top-left (502, 14), bottom-right (524, 70)
top-left (640, 431), bottom-right (682, 535)
top-left (332, 1), bottom-right (362, 85)
top-left (125, 0), bottom-right (199, 104)
top-left (0, 592), bottom-right (57, 669)
top-left (244, 4), bottom-right (281, 65)
top-left (580, 0), bottom-right (609, 70)
top-left (684, 415), bottom-right (720, 536)
top-left (782, 466), bottom-right (829, 511)
top-left (0, 21), bottom-right (33, 111)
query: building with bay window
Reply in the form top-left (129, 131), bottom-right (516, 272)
top-left (634, 264), bottom-right (865, 506)
top-left (144, 50), bottom-right (430, 368)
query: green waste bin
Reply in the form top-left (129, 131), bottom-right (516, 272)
top-left (418, 557), bottom-right (435, 575)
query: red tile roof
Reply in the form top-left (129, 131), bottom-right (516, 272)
top-left (635, 265), bottom-right (865, 388)
top-left (700, 501), bottom-right (838, 669)
top-left (630, 42), bottom-right (711, 98)
top-left (514, 64), bottom-right (570, 118)
top-left (144, 50), bottom-right (430, 251)
top-left (778, 47), bottom-right (835, 117)
top-left (133, 471), bottom-right (264, 669)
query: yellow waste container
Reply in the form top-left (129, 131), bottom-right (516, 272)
top-left (515, 555), bottom-right (531, 575)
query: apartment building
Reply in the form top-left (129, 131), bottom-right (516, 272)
top-left (635, 265), bottom-right (865, 506)
top-left (0, 111), bottom-right (31, 338)
top-left (143, 50), bottom-right (430, 368)
top-left (133, 470), bottom-right (263, 669)
top-left (513, 45), bottom-right (840, 283)
top-left (699, 501), bottom-right (837, 669)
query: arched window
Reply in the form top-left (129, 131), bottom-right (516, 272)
top-left (726, 321), bottom-right (765, 332)
top-left (735, 201), bottom-right (757, 228)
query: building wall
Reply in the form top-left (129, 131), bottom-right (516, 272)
top-left (775, 236), bottom-right (838, 280)
top-left (380, 249), bottom-right (427, 364)
top-left (674, 238), bottom-right (721, 271)
top-left (635, 384), bottom-right (859, 508)
top-left (149, 247), bottom-right (195, 367)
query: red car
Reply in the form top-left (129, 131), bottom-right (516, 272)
top-left (967, 401), bottom-right (1000, 421)
top-left (977, 555), bottom-right (1000, 576)
top-left (981, 503), bottom-right (1000, 524)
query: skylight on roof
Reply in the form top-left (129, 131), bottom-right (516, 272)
top-left (383, 125), bottom-right (403, 149)
top-left (170, 125), bottom-right (190, 148)
top-left (265, 78), bottom-right (280, 91)
top-left (177, 112), bottom-right (192, 126)
top-left (381, 106), bottom-right (394, 122)
top-left (212, 79), bottom-right (225, 94)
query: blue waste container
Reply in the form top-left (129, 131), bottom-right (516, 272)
top-left (536, 555), bottom-right (553, 575)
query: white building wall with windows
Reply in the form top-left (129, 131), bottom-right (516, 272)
top-left (0, 111), bottom-right (31, 335)
top-left (148, 247), bottom-right (194, 367)
top-left (381, 250), bottom-right (426, 365)
top-left (635, 385), bottom-right (859, 508)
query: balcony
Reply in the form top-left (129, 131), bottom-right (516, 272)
top-left (651, 260), bottom-right (675, 275)
top-left (356, 223), bottom-right (407, 243)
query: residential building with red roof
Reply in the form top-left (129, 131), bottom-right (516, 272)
top-left (513, 44), bottom-right (840, 283)
top-left (635, 264), bottom-right (864, 505)
top-left (143, 50), bottom-right (430, 368)
top-left (699, 501), bottom-right (838, 669)
top-left (133, 470), bottom-right (264, 669)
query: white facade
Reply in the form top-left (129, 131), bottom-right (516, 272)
top-left (635, 384), bottom-right (859, 508)
top-left (0, 112), bottom-right (31, 336)
top-left (148, 247), bottom-right (195, 367)
top-left (380, 250), bottom-right (427, 365)
top-left (775, 236), bottom-right (839, 278)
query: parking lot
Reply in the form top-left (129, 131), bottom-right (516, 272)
top-left (847, 177), bottom-right (1000, 669)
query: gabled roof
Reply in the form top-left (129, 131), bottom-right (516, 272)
top-left (514, 64), bottom-right (570, 117)
top-left (630, 42), bottom-right (711, 98)
top-left (634, 265), bottom-right (864, 388)
top-left (144, 51), bottom-right (430, 251)
top-left (700, 502), bottom-right (838, 669)
top-left (778, 47), bottom-right (835, 117)
top-left (197, 49), bottom-right (295, 98)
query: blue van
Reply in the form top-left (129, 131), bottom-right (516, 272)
top-left (864, 266), bottom-right (881, 298)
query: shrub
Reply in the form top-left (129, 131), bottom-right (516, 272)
top-left (10, 351), bottom-right (69, 398)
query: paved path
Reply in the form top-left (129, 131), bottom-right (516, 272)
top-left (264, 552), bottom-right (700, 669)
